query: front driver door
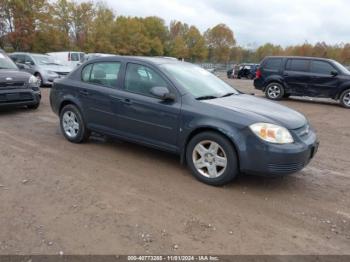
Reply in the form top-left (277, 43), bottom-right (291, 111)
top-left (115, 63), bottom-right (181, 152)
top-left (309, 60), bottom-right (339, 97)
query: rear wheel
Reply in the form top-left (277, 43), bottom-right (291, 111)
top-left (60, 104), bottom-right (90, 143)
top-left (340, 89), bottom-right (350, 108)
top-left (265, 82), bottom-right (285, 100)
top-left (186, 131), bottom-right (238, 186)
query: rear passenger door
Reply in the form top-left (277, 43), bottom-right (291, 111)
top-left (79, 61), bottom-right (122, 132)
top-left (283, 59), bottom-right (312, 95)
top-left (309, 60), bottom-right (339, 97)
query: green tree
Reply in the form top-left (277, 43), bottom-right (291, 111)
top-left (205, 24), bottom-right (236, 63)
top-left (184, 26), bottom-right (207, 62)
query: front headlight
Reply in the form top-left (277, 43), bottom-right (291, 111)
top-left (249, 123), bottom-right (294, 144)
top-left (29, 75), bottom-right (38, 86)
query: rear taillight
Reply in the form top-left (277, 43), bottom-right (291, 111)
top-left (256, 68), bottom-right (262, 79)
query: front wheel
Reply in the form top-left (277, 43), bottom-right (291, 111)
top-left (186, 132), bottom-right (238, 186)
top-left (265, 82), bottom-right (285, 100)
top-left (340, 89), bottom-right (350, 108)
top-left (60, 104), bottom-right (90, 143)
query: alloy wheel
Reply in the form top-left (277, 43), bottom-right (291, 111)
top-left (267, 85), bottom-right (281, 99)
top-left (343, 92), bottom-right (350, 106)
top-left (62, 111), bottom-right (80, 138)
top-left (192, 140), bottom-right (227, 178)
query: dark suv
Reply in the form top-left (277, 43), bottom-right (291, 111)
top-left (0, 49), bottom-right (41, 109)
top-left (50, 56), bottom-right (318, 186)
top-left (254, 56), bottom-right (350, 108)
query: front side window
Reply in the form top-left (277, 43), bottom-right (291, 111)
top-left (310, 61), bottom-right (336, 75)
top-left (286, 59), bottom-right (309, 72)
top-left (82, 62), bottom-right (121, 88)
top-left (125, 63), bottom-right (168, 97)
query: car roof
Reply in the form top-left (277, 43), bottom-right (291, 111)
top-left (11, 52), bottom-right (49, 56)
top-left (264, 56), bottom-right (334, 62)
top-left (87, 55), bottom-right (183, 66)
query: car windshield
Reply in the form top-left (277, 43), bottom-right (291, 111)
top-left (333, 60), bottom-right (350, 75)
top-left (0, 53), bottom-right (18, 69)
top-left (161, 63), bottom-right (239, 99)
top-left (32, 55), bottom-right (62, 65)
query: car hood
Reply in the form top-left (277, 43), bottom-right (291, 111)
top-left (39, 64), bottom-right (72, 73)
top-left (203, 94), bottom-right (307, 130)
top-left (0, 69), bottom-right (32, 82)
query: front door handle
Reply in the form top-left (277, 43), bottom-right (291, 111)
top-left (123, 98), bottom-right (132, 105)
top-left (79, 89), bottom-right (89, 96)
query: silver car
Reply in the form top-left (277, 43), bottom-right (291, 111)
top-left (9, 53), bottom-right (72, 86)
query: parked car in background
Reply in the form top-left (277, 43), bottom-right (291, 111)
top-left (0, 49), bottom-right (41, 109)
top-left (227, 64), bottom-right (259, 79)
top-left (254, 56), bottom-right (350, 108)
top-left (47, 51), bottom-right (85, 68)
top-left (50, 56), bottom-right (318, 186)
top-left (10, 53), bottom-right (72, 87)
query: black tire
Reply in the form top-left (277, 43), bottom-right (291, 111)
top-left (339, 89), bottom-right (350, 108)
top-left (60, 104), bottom-right (90, 143)
top-left (27, 103), bottom-right (40, 110)
top-left (186, 131), bottom-right (239, 186)
top-left (265, 82), bottom-right (285, 100)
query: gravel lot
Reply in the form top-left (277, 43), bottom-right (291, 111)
top-left (0, 77), bottom-right (349, 255)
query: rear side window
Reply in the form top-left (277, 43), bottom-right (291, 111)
top-left (263, 58), bottom-right (282, 70)
top-left (286, 59), bottom-right (309, 72)
top-left (70, 53), bottom-right (80, 61)
top-left (82, 64), bottom-right (93, 82)
top-left (310, 61), bottom-right (336, 75)
top-left (82, 62), bottom-right (121, 88)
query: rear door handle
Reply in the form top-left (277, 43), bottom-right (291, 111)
top-left (122, 98), bottom-right (132, 105)
top-left (79, 90), bottom-right (89, 96)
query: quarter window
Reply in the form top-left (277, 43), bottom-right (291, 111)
top-left (125, 63), bottom-right (168, 97)
top-left (82, 62), bottom-right (121, 88)
top-left (286, 59), bottom-right (309, 72)
top-left (264, 58), bottom-right (282, 70)
top-left (310, 61), bottom-right (336, 75)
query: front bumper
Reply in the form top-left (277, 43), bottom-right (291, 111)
top-left (0, 88), bottom-right (41, 107)
top-left (239, 126), bottom-right (319, 176)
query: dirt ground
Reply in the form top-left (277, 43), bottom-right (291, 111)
top-left (0, 77), bottom-right (349, 255)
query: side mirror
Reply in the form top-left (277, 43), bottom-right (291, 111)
top-left (331, 70), bottom-right (338, 76)
top-left (150, 86), bottom-right (175, 101)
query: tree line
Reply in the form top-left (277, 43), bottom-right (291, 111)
top-left (1, 0), bottom-right (350, 64)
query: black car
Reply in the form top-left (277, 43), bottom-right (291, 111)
top-left (228, 64), bottom-right (259, 79)
top-left (254, 56), bottom-right (350, 108)
top-left (0, 49), bottom-right (41, 109)
top-left (50, 56), bottom-right (318, 186)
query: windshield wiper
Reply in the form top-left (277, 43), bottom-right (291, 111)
top-left (220, 92), bottom-right (236, 98)
top-left (196, 95), bottom-right (218, 100)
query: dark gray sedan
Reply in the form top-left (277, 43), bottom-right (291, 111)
top-left (50, 56), bottom-right (318, 186)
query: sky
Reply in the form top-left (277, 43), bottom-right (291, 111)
top-left (97, 0), bottom-right (350, 48)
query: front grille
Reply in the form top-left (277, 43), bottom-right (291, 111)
top-left (0, 92), bottom-right (33, 102)
top-left (0, 82), bottom-right (25, 89)
top-left (267, 162), bottom-right (305, 174)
